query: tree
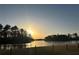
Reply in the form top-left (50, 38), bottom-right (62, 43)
top-left (73, 33), bottom-right (79, 41)
top-left (4, 24), bottom-right (11, 31)
top-left (0, 24), bottom-right (3, 30)
top-left (20, 29), bottom-right (24, 34)
top-left (3, 24), bottom-right (11, 38)
top-left (0, 24), bottom-right (33, 44)
top-left (73, 33), bottom-right (78, 38)
top-left (11, 26), bottom-right (19, 37)
top-left (11, 26), bottom-right (18, 31)
top-left (67, 33), bottom-right (72, 41)
top-left (0, 24), bottom-right (3, 38)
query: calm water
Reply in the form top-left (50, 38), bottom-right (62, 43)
top-left (0, 40), bottom-right (79, 49)
top-left (26, 40), bottom-right (79, 48)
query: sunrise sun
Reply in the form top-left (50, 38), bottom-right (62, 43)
top-left (27, 28), bottom-right (34, 35)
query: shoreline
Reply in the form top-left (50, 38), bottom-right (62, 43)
top-left (0, 44), bottom-right (79, 55)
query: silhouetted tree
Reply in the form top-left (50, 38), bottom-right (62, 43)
top-left (11, 26), bottom-right (18, 37)
top-left (73, 33), bottom-right (78, 38)
top-left (20, 29), bottom-right (24, 37)
top-left (0, 24), bottom-right (3, 38)
top-left (3, 24), bottom-right (11, 38)
top-left (45, 33), bottom-right (79, 41)
top-left (0, 24), bottom-right (33, 44)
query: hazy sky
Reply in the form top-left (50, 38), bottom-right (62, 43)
top-left (0, 4), bottom-right (79, 39)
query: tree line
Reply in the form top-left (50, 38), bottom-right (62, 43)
top-left (45, 33), bottom-right (79, 41)
top-left (0, 24), bottom-right (33, 44)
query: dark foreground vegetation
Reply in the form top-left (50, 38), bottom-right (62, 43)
top-left (45, 33), bottom-right (79, 41)
top-left (0, 24), bottom-right (33, 44)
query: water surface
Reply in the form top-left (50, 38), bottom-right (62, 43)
top-left (26, 40), bottom-right (79, 48)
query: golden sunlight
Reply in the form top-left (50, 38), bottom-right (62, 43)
top-left (18, 24), bottom-right (45, 39)
top-left (27, 28), bottom-right (34, 35)
top-left (26, 27), bottom-right (45, 39)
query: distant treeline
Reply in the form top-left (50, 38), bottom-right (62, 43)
top-left (0, 24), bottom-right (33, 44)
top-left (45, 33), bottom-right (79, 41)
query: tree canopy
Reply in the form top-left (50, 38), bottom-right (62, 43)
top-left (0, 24), bottom-right (33, 44)
top-left (45, 33), bottom-right (79, 41)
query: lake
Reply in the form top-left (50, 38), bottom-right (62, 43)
top-left (0, 40), bottom-right (79, 50)
top-left (26, 40), bottom-right (79, 48)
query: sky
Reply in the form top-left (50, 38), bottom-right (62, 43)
top-left (0, 4), bottom-right (79, 39)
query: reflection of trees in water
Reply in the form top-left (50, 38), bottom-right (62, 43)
top-left (0, 44), bottom-right (26, 50)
